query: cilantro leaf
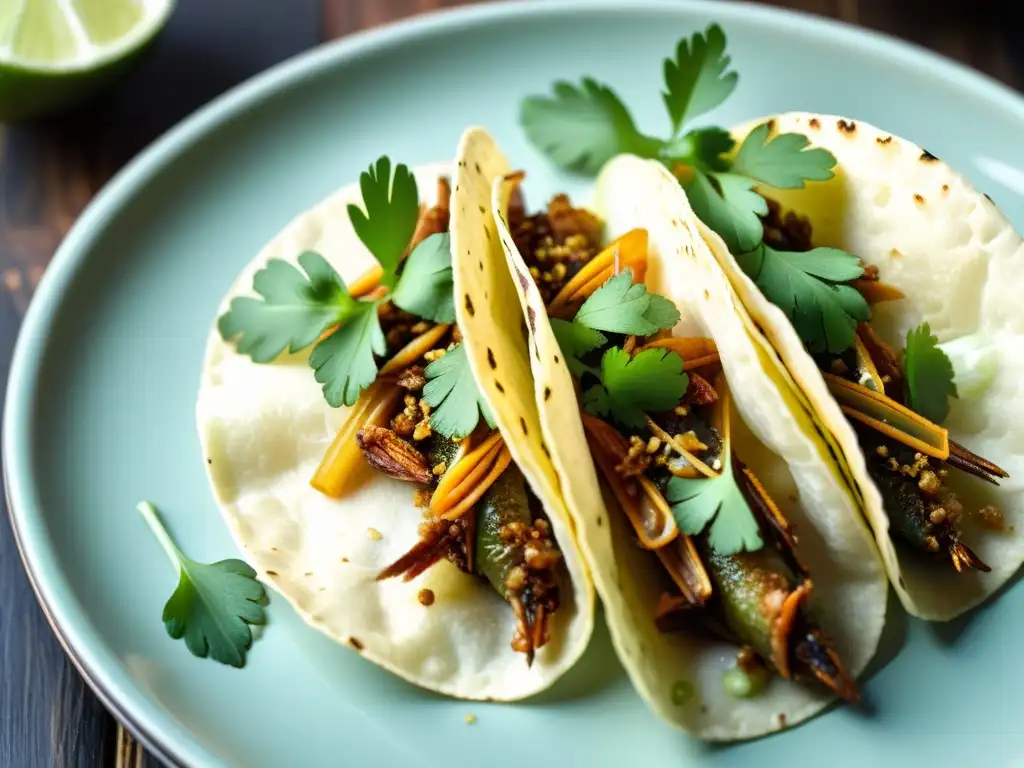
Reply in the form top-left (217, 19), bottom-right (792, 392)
top-left (904, 322), bottom-right (958, 424)
top-left (731, 123), bottom-right (837, 189)
top-left (551, 318), bottom-right (605, 380)
top-left (422, 344), bottom-right (496, 439)
top-left (391, 232), bottom-right (455, 323)
top-left (347, 156), bottom-right (419, 288)
top-left (587, 347), bottom-right (689, 429)
top-left (137, 501), bottom-right (268, 667)
top-left (662, 24), bottom-right (737, 135)
top-left (309, 302), bottom-right (386, 407)
top-left (520, 78), bottom-right (665, 175)
top-left (582, 382), bottom-right (611, 417)
top-left (664, 126), bottom-right (735, 173)
top-left (573, 269), bottom-right (681, 336)
top-left (218, 252), bottom-right (359, 363)
top-left (684, 170), bottom-right (766, 253)
top-left (737, 243), bottom-right (869, 354)
top-left (666, 454), bottom-right (763, 555)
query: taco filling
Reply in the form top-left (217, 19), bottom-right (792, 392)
top-left (757, 200), bottom-right (1007, 573)
top-left (503, 181), bottom-right (858, 702)
top-left (301, 172), bottom-right (564, 661)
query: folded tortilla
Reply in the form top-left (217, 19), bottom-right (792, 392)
top-left (196, 147), bottom-right (594, 700)
top-left (465, 127), bottom-right (887, 740)
top-left (695, 112), bottom-right (1023, 621)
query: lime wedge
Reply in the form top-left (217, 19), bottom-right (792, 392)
top-left (0, 0), bottom-right (175, 122)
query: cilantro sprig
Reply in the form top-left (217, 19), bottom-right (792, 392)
top-left (219, 157), bottom-right (456, 407)
top-left (422, 343), bottom-right (496, 439)
top-left (549, 269), bottom-right (686, 429)
top-left (666, 455), bottom-right (764, 555)
top-left (520, 24), bottom-right (869, 354)
top-left (138, 501), bottom-right (268, 668)
top-left (583, 347), bottom-right (689, 429)
top-left (904, 322), bottom-right (958, 424)
top-left (736, 244), bottom-right (869, 354)
top-left (550, 271), bottom-right (762, 553)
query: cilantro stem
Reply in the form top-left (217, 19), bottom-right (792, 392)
top-left (137, 501), bottom-right (184, 573)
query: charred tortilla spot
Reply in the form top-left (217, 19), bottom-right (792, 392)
top-left (527, 306), bottom-right (537, 333)
top-left (808, 117), bottom-right (820, 129)
top-left (495, 380), bottom-right (505, 393)
top-left (464, 294), bottom-right (475, 316)
top-left (837, 119), bottom-right (856, 134)
top-left (984, 192), bottom-right (994, 203)
top-left (942, 184), bottom-right (950, 194)
top-left (877, 135), bottom-right (893, 145)
top-left (478, 205), bottom-right (486, 214)
top-left (341, 556), bottom-right (349, 563)
top-left (304, 571), bottom-right (313, 577)
top-left (484, 228), bottom-right (491, 242)
top-left (596, 516), bottom-right (603, 527)
top-left (541, 442), bottom-right (551, 458)
top-left (544, 386), bottom-right (551, 401)
top-left (479, 260), bottom-right (484, 271)
top-left (913, 193), bottom-right (925, 205)
top-left (206, 458), bottom-right (212, 465)
top-left (554, 354), bottom-right (560, 364)
top-left (703, 289), bottom-right (711, 300)
top-left (487, 347), bottom-right (497, 369)
top-left (348, 637), bottom-right (364, 651)
top-left (266, 570), bottom-right (278, 576)
top-left (920, 149), bottom-right (938, 162)
top-left (766, 118), bottom-right (775, 132)
top-left (474, 161), bottom-right (482, 175)
top-left (520, 417), bottom-right (529, 436)
top-left (516, 268), bottom-right (530, 292)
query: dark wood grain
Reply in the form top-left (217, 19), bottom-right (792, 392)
top-left (0, 1), bottom-right (1019, 766)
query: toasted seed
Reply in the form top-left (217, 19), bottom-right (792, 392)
top-left (413, 420), bottom-right (432, 441)
top-left (397, 365), bottom-right (427, 391)
top-left (418, 588), bottom-right (435, 606)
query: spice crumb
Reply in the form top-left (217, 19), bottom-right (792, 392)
top-left (418, 588), bottom-right (435, 606)
top-left (976, 504), bottom-right (1005, 531)
top-left (464, 713), bottom-right (477, 725)
top-left (367, 528), bottom-right (383, 541)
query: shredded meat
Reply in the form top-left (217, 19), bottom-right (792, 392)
top-left (510, 192), bottom-right (603, 303)
top-left (684, 372), bottom-right (719, 405)
top-left (762, 198), bottom-right (813, 252)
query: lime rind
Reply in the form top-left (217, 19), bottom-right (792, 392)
top-left (0, 0), bottom-right (174, 74)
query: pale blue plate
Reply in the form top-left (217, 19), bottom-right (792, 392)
top-left (6, 1), bottom-right (1024, 766)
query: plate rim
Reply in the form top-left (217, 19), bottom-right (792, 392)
top-left (5, 1), bottom-right (1024, 765)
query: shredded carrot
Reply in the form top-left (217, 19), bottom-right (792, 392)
top-left (440, 447), bottom-right (513, 521)
top-left (348, 264), bottom-right (385, 298)
top-left (642, 337), bottom-right (719, 370)
top-left (430, 433), bottom-right (504, 515)
top-left (547, 229), bottom-right (648, 316)
top-left (310, 383), bottom-right (403, 497)
top-left (380, 323), bottom-right (450, 376)
top-left (851, 278), bottom-right (905, 305)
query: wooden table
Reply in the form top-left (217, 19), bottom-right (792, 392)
top-left (1, 0), bottom-right (1020, 765)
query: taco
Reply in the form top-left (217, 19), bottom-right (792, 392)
top-left (462, 127), bottom-right (888, 739)
top-left (690, 113), bottom-right (1018, 621)
top-left (195, 138), bottom-right (594, 700)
